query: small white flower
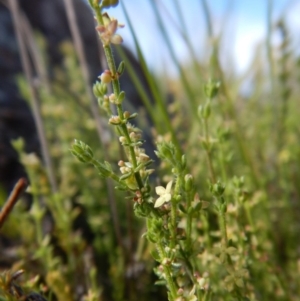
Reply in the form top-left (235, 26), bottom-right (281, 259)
top-left (154, 181), bottom-right (173, 207)
top-left (187, 285), bottom-right (197, 301)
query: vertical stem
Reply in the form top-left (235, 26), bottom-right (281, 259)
top-left (93, 5), bottom-right (145, 192)
top-left (203, 118), bottom-right (216, 183)
top-left (8, 0), bottom-right (58, 193)
top-left (156, 242), bottom-right (178, 300)
top-left (62, 0), bottom-right (123, 250)
top-left (267, 0), bottom-right (276, 126)
top-left (218, 208), bottom-right (228, 248)
top-left (185, 189), bottom-right (193, 251)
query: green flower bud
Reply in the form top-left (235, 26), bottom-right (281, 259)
top-left (123, 111), bottom-right (130, 119)
top-left (204, 79), bottom-right (221, 99)
top-left (93, 81), bottom-right (107, 98)
top-left (198, 102), bottom-right (211, 119)
top-left (155, 142), bottom-right (176, 162)
top-left (184, 174), bottom-right (194, 192)
top-left (71, 139), bottom-right (94, 163)
top-left (210, 180), bottom-right (226, 197)
top-left (108, 115), bottom-right (121, 125)
top-left (101, 0), bottom-right (119, 9)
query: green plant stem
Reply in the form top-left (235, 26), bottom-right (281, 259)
top-left (218, 206), bottom-right (228, 248)
top-left (244, 203), bottom-right (255, 233)
top-left (170, 178), bottom-right (181, 249)
top-left (156, 243), bottom-right (178, 300)
top-left (208, 40), bottom-right (261, 188)
top-left (267, 0), bottom-right (277, 129)
top-left (201, 213), bottom-right (211, 248)
top-left (170, 202), bottom-right (177, 249)
top-left (219, 73), bottom-right (261, 188)
top-left (203, 119), bottom-right (216, 183)
top-left (185, 189), bottom-right (194, 252)
top-left (63, 0), bottom-right (123, 255)
top-left (92, 5), bottom-right (145, 192)
top-left (218, 144), bottom-right (228, 183)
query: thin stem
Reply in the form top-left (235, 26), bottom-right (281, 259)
top-left (156, 242), bottom-right (178, 300)
top-left (92, 5), bottom-right (145, 192)
top-left (203, 118), bottom-right (216, 183)
top-left (20, 12), bottom-right (51, 92)
top-left (185, 189), bottom-right (193, 252)
top-left (218, 206), bottom-right (228, 248)
top-left (8, 0), bottom-right (58, 193)
top-left (267, 0), bottom-right (277, 128)
top-left (63, 0), bottom-right (123, 250)
top-left (169, 178), bottom-right (181, 249)
top-left (217, 69), bottom-right (261, 188)
top-left (0, 179), bottom-right (27, 229)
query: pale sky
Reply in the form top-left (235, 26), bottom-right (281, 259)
top-left (107, 0), bottom-right (300, 76)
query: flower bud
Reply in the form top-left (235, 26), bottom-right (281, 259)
top-left (71, 139), bottom-right (94, 163)
top-left (204, 79), bottom-right (221, 99)
top-left (123, 111), bottom-right (130, 119)
top-left (108, 115), bottom-right (121, 125)
top-left (109, 93), bottom-right (117, 103)
top-left (100, 70), bottom-right (112, 84)
top-left (101, 0), bottom-right (119, 9)
top-left (198, 102), bottom-right (211, 119)
top-left (119, 136), bottom-right (126, 144)
top-left (184, 174), bottom-right (194, 192)
top-left (93, 81), bottom-right (107, 97)
top-left (118, 160), bottom-right (125, 167)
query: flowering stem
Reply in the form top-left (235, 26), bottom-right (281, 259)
top-left (168, 177), bottom-right (182, 248)
top-left (156, 242), bottom-right (178, 300)
top-left (91, 3), bottom-right (145, 192)
top-left (185, 189), bottom-right (193, 252)
top-left (219, 210), bottom-right (228, 248)
top-left (203, 118), bottom-right (216, 183)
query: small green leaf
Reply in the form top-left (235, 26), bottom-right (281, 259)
top-left (117, 60), bottom-right (125, 75)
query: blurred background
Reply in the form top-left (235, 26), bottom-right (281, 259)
top-left (108, 0), bottom-right (300, 78)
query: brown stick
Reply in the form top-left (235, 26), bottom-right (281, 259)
top-left (0, 178), bottom-right (28, 229)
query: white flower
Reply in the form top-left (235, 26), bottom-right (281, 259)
top-left (154, 181), bottom-right (173, 207)
top-left (187, 285), bottom-right (197, 301)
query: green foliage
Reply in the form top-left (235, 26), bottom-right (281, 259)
top-left (1, 1), bottom-right (300, 301)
